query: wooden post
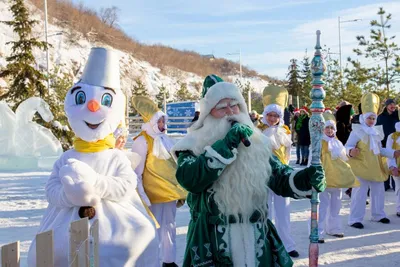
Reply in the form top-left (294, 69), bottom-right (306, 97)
top-left (89, 219), bottom-right (99, 267)
top-left (69, 218), bottom-right (89, 267)
top-left (309, 30), bottom-right (326, 267)
top-left (36, 230), bottom-right (54, 267)
top-left (1, 241), bottom-right (20, 267)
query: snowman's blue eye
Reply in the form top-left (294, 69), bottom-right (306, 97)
top-left (75, 91), bottom-right (86, 105)
top-left (101, 93), bottom-right (113, 107)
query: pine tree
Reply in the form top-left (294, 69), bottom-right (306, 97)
top-left (233, 79), bottom-right (254, 106)
top-left (344, 59), bottom-right (376, 93)
top-left (155, 84), bottom-right (170, 109)
top-left (242, 82), bottom-right (253, 103)
top-left (234, 78), bottom-right (243, 92)
top-left (42, 65), bottom-right (75, 149)
top-left (131, 78), bottom-right (149, 97)
top-left (342, 82), bottom-right (363, 108)
top-left (324, 55), bottom-right (342, 108)
top-left (286, 59), bottom-right (303, 107)
top-left (300, 51), bottom-right (312, 104)
top-left (174, 82), bottom-right (196, 101)
top-left (352, 7), bottom-right (400, 97)
top-left (0, 0), bottom-right (49, 109)
top-left (250, 91), bottom-right (263, 114)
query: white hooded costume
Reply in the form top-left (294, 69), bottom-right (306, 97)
top-left (260, 86), bottom-right (296, 254)
top-left (27, 47), bottom-right (159, 267)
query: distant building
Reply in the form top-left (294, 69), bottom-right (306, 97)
top-left (202, 54), bottom-right (215, 61)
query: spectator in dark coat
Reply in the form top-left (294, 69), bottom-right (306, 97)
top-left (284, 107), bottom-right (291, 128)
top-left (295, 108), bottom-right (310, 166)
top-left (351, 103), bottom-right (362, 125)
top-left (377, 99), bottom-right (399, 191)
top-left (336, 104), bottom-right (353, 145)
top-left (288, 104), bottom-right (295, 113)
top-left (377, 99), bottom-right (399, 147)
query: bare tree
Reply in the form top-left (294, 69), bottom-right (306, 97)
top-left (99, 6), bottom-right (120, 28)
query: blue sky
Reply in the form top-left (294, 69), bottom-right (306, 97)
top-left (74, 0), bottom-right (400, 79)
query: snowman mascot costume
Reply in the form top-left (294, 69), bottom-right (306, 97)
top-left (27, 47), bottom-right (159, 267)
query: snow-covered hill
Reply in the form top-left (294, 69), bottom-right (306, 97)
top-left (0, 0), bottom-right (270, 101)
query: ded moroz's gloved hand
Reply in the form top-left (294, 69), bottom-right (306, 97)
top-left (223, 122), bottom-right (253, 149)
top-left (306, 165), bottom-right (326, 193)
top-left (292, 165), bottom-right (326, 196)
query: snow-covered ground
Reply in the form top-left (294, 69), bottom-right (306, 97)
top-left (1, 153), bottom-right (400, 267)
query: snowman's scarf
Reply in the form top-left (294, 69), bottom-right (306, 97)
top-left (73, 133), bottom-right (115, 153)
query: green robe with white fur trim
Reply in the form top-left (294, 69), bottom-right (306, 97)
top-left (175, 145), bottom-right (315, 267)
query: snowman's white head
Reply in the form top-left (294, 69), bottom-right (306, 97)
top-left (64, 47), bottom-right (124, 142)
top-left (64, 83), bottom-right (124, 142)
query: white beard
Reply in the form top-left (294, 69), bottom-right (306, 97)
top-left (187, 112), bottom-right (273, 221)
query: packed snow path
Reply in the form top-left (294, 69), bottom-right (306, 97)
top-left (1, 157), bottom-right (400, 266)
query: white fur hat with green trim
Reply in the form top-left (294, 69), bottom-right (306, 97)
top-left (190, 82), bottom-right (248, 131)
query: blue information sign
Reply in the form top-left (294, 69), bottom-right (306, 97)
top-left (165, 101), bottom-right (197, 133)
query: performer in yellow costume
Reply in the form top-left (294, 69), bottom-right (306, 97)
top-left (131, 96), bottom-right (186, 267)
top-left (258, 85), bottom-right (299, 258)
top-left (386, 111), bottom-right (400, 217)
top-left (318, 112), bottom-right (356, 242)
top-left (346, 92), bottom-right (400, 229)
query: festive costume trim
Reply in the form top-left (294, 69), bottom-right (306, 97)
top-left (289, 169), bottom-right (312, 197)
top-left (353, 116), bottom-right (384, 155)
top-left (74, 133), bottom-right (115, 153)
top-left (322, 135), bottom-right (348, 161)
top-left (204, 146), bottom-right (237, 165)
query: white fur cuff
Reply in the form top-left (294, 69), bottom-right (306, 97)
top-left (204, 146), bottom-right (237, 165)
top-left (289, 169), bottom-right (312, 197)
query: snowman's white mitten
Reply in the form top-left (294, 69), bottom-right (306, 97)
top-left (59, 159), bottom-right (100, 206)
top-left (61, 176), bottom-right (100, 206)
top-left (59, 159), bottom-right (98, 185)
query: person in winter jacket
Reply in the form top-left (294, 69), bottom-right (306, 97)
top-left (377, 99), bottom-right (399, 147)
top-left (295, 107), bottom-right (310, 165)
top-left (351, 103), bottom-right (362, 125)
top-left (336, 104), bottom-right (354, 145)
top-left (377, 99), bottom-right (399, 191)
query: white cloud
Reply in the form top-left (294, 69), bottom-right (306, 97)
top-left (245, 51), bottom-right (306, 66)
top-left (160, 0), bottom-right (323, 16)
top-left (260, 67), bottom-right (291, 80)
top-left (147, 31), bottom-right (276, 47)
top-left (167, 19), bottom-right (302, 29)
top-left (253, 1), bottom-right (400, 79)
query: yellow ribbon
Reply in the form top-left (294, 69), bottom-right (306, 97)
top-left (74, 134), bottom-right (116, 153)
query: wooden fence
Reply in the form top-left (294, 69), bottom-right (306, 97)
top-left (1, 218), bottom-right (99, 267)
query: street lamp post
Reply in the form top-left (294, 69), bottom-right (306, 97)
top-left (44, 0), bottom-right (50, 90)
top-left (227, 49), bottom-right (250, 111)
top-left (338, 16), bottom-right (362, 90)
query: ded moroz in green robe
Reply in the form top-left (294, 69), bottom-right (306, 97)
top-left (174, 143), bottom-right (319, 267)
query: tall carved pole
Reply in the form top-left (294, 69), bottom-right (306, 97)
top-left (309, 30), bottom-right (326, 267)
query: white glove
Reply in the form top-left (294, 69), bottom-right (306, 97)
top-left (59, 159), bottom-right (100, 206)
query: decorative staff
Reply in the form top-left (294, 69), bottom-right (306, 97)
top-left (309, 30), bottom-right (326, 267)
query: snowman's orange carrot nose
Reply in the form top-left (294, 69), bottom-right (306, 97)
top-left (87, 99), bottom-right (100, 112)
